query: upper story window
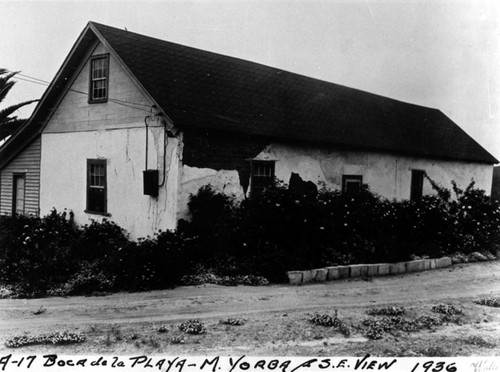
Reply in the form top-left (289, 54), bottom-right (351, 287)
top-left (342, 175), bottom-right (363, 194)
top-left (410, 169), bottom-right (425, 201)
top-left (250, 160), bottom-right (275, 195)
top-left (89, 54), bottom-right (109, 103)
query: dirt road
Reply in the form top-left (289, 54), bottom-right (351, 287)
top-left (1, 260), bottom-right (499, 355)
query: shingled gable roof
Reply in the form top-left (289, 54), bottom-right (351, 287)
top-left (1, 21), bottom-right (497, 167)
top-left (90, 22), bottom-right (496, 164)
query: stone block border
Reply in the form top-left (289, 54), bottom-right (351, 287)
top-left (287, 257), bottom-right (452, 284)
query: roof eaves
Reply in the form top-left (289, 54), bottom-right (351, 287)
top-left (1, 22), bottom-right (97, 168)
top-left (88, 22), bottom-right (176, 129)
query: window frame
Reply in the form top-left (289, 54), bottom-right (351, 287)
top-left (85, 159), bottom-right (109, 216)
top-left (250, 160), bottom-right (275, 195)
top-left (342, 175), bottom-right (363, 194)
top-left (410, 169), bottom-right (425, 201)
top-left (12, 173), bottom-right (26, 215)
top-left (88, 54), bottom-right (109, 104)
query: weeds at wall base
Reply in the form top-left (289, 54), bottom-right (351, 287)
top-left (0, 178), bottom-right (499, 297)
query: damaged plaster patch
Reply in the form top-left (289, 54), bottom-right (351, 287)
top-left (177, 165), bottom-right (245, 221)
top-left (182, 129), bottom-right (269, 193)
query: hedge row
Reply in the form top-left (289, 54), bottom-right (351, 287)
top-left (0, 178), bottom-right (499, 296)
top-left (179, 178), bottom-right (500, 282)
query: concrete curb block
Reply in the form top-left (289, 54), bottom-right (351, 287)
top-left (407, 259), bottom-right (425, 273)
top-left (287, 271), bottom-right (303, 285)
top-left (338, 266), bottom-right (350, 279)
top-left (389, 262), bottom-right (406, 275)
top-left (349, 264), bottom-right (366, 278)
top-left (436, 257), bottom-right (452, 268)
top-left (377, 263), bottom-right (390, 276)
top-left (302, 269), bottom-right (317, 283)
top-left (287, 256), bottom-right (453, 285)
top-left (326, 266), bottom-right (340, 281)
top-left (422, 259), bottom-right (432, 271)
top-left (315, 269), bottom-right (328, 282)
top-left (367, 264), bottom-right (379, 277)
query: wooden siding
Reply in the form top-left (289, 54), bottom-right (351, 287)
top-left (0, 136), bottom-right (41, 216)
top-left (44, 42), bottom-right (153, 134)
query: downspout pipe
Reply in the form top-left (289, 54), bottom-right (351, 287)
top-left (144, 115), bottom-right (149, 170)
top-left (158, 118), bottom-right (167, 187)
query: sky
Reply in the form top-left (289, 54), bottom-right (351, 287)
top-left (2, 0), bottom-right (500, 160)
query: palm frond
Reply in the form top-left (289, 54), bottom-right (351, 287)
top-left (0, 100), bottom-right (38, 123)
top-left (0, 118), bottom-right (26, 142)
top-left (0, 68), bottom-right (38, 142)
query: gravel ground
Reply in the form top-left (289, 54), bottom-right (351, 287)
top-left (0, 260), bottom-right (499, 356)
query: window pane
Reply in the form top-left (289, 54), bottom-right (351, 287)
top-left (92, 80), bottom-right (106, 99)
top-left (90, 56), bottom-right (108, 101)
top-left (411, 170), bottom-right (424, 200)
top-left (14, 176), bottom-right (25, 214)
top-left (90, 164), bottom-right (105, 187)
top-left (345, 180), bottom-right (361, 193)
top-left (88, 188), bottom-right (105, 213)
top-left (87, 160), bottom-right (107, 213)
top-left (342, 175), bottom-right (362, 194)
top-left (251, 161), bottom-right (275, 194)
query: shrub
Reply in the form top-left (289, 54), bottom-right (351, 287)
top-left (0, 285), bottom-right (13, 299)
top-left (5, 331), bottom-right (86, 348)
top-left (179, 320), bottom-right (206, 334)
top-left (220, 317), bottom-right (246, 326)
top-left (367, 306), bottom-right (406, 316)
top-left (156, 325), bottom-right (169, 333)
top-left (48, 262), bottom-right (116, 296)
top-left (308, 312), bottom-right (351, 336)
top-left (0, 209), bottom-right (79, 290)
top-left (108, 230), bottom-right (191, 291)
top-left (447, 180), bottom-right (500, 254)
top-left (431, 304), bottom-right (463, 316)
top-left (1, 177), bottom-right (498, 294)
top-left (74, 219), bottom-right (129, 262)
top-left (308, 313), bottom-right (342, 327)
top-left (362, 314), bottom-right (460, 340)
top-left (179, 267), bottom-right (269, 287)
top-left (176, 179), bottom-right (500, 282)
top-left (473, 297), bottom-right (500, 307)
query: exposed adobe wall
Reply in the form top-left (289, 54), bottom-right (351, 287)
top-left (178, 129), bottom-right (269, 221)
top-left (0, 136), bottom-right (41, 216)
top-left (255, 142), bottom-right (493, 200)
top-left (178, 135), bottom-right (493, 222)
top-left (182, 129), bottom-right (269, 193)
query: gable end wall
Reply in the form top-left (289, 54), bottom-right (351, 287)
top-left (0, 136), bottom-right (41, 216)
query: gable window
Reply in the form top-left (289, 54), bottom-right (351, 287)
top-left (89, 55), bottom-right (109, 103)
top-left (410, 169), bottom-right (425, 201)
top-left (250, 160), bottom-right (275, 194)
top-left (12, 173), bottom-right (26, 215)
top-left (342, 175), bottom-right (363, 194)
top-left (86, 159), bottom-right (107, 214)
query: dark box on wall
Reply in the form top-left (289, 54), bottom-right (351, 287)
top-left (143, 169), bottom-right (159, 197)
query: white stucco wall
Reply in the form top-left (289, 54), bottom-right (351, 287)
top-left (40, 41), bottom-right (181, 239)
top-left (41, 128), bottom-right (181, 239)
